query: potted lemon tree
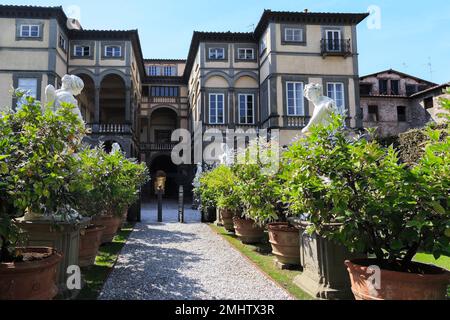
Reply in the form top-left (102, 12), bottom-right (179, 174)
top-left (74, 145), bottom-right (149, 246)
top-left (0, 94), bottom-right (86, 299)
top-left (283, 113), bottom-right (449, 300)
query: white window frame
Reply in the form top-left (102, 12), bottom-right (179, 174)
top-left (325, 29), bottom-right (342, 52)
top-left (286, 81), bottom-right (305, 116)
top-left (59, 34), bottom-right (66, 50)
top-left (74, 45), bottom-right (90, 57)
top-left (238, 93), bottom-right (255, 124)
top-left (105, 45), bottom-right (122, 57)
top-left (20, 24), bottom-right (40, 38)
top-left (327, 82), bottom-right (345, 113)
top-left (237, 48), bottom-right (255, 60)
top-left (209, 93), bottom-right (225, 124)
top-left (285, 28), bottom-right (303, 42)
top-left (208, 48), bottom-right (225, 60)
top-left (148, 65), bottom-right (161, 76)
top-left (163, 65), bottom-right (177, 76)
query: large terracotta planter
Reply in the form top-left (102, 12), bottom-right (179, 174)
top-left (219, 209), bottom-right (235, 232)
top-left (0, 247), bottom-right (62, 300)
top-left (345, 259), bottom-right (450, 300)
top-left (92, 215), bottom-right (122, 244)
top-left (233, 217), bottom-right (265, 244)
top-left (268, 222), bottom-right (300, 266)
top-left (79, 225), bottom-right (106, 267)
top-left (16, 217), bottom-right (90, 297)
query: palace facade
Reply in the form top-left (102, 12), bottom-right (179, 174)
top-left (0, 5), bottom-right (370, 195)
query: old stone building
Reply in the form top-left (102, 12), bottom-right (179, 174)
top-left (0, 5), bottom-right (371, 195)
top-left (360, 69), bottom-right (449, 137)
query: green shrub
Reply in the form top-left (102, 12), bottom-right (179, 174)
top-left (233, 137), bottom-right (282, 223)
top-left (280, 114), bottom-right (449, 271)
top-left (197, 165), bottom-right (240, 211)
top-left (73, 146), bottom-right (149, 218)
top-left (0, 94), bottom-right (85, 262)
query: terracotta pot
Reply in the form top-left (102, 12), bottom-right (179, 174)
top-left (233, 217), bottom-right (265, 244)
top-left (345, 259), bottom-right (450, 300)
top-left (79, 225), bottom-right (106, 267)
top-left (0, 247), bottom-right (62, 300)
top-left (92, 215), bottom-right (122, 244)
top-left (268, 222), bottom-right (301, 266)
top-left (220, 209), bottom-right (235, 232)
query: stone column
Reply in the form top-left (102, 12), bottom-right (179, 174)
top-left (228, 88), bottom-right (235, 128)
top-left (94, 86), bottom-right (100, 123)
top-left (125, 87), bottom-right (131, 123)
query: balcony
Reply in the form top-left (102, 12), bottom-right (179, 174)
top-left (283, 116), bottom-right (310, 128)
top-left (86, 123), bottom-right (133, 134)
top-left (321, 39), bottom-right (352, 57)
top-left (148, 97), bottom-right (180, 104)
top-left (140, 143), bottom-right (178, 152)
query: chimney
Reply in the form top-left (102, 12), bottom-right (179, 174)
top-left (304, 9), bottom-right (309, 13)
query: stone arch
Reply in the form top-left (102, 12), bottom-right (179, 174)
top-left (234, 71), bottom-right (258, 82)
top-left (100, 74), bottom-right (126, 124)
top-left (204, 71), bottom-right (232, 87)
top-left (234, 74), bottom-right (259, 89)
top-left (99, 70), bottom-right (129, 88)
top-left (71, 68), bottom-right (99, 86)
top-left (150, 104), bottom-right (179, 117)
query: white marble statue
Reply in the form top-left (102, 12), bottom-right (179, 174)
top-left (45, 74), bottom-right (84, 122)
top-left (111, 143), bottom-right (122, 154)
top-left (302, 83), bottom-right (340, 134)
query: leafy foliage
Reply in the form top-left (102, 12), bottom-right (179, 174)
top-left (0, 95), bottom-right (85, 262)
top-left (233, 137), bottom-right (282, 223)
top-left (73, 146), bottom-right (149, 218)
top-left (280, 113), bottom-right (449, 271)
top-left (0, 93), bottom-right (149, 262)
top-left (197, 165), bottom-right (240, 211)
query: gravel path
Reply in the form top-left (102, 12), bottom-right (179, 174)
top-left (99, 202), bottom-right (294, 300)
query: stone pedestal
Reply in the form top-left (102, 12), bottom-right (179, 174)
top-left (16, 218), bottom-right (91, 298)
top-left (289, 218), bottom-right (365, 300)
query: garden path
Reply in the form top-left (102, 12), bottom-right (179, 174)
top-left (99, 201), bottom-right (294, 300)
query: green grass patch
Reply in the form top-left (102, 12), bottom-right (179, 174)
top-left (76, 224), bottom-right (134, 300)
top-left (209, 224), bottom-right (313, 300)
top-left (414, 253), bottom-right (450, 271)
top-left (414, 253), bottom-right (450, 297)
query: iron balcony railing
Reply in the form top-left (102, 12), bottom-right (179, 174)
top-left (321, 39), bottom-right (352, 57)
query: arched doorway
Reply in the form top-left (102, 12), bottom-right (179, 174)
top-left (150, 154), bottom-right (178, 198)
top-left (75, 73), bottom-right (95, 123)
top-left (100, 74), bottom-right (126, 124)
top-left (147, 107), bottom-right (178, 144)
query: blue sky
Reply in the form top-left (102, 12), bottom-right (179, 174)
top-left (3, 0), bottom-right (450, 83)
